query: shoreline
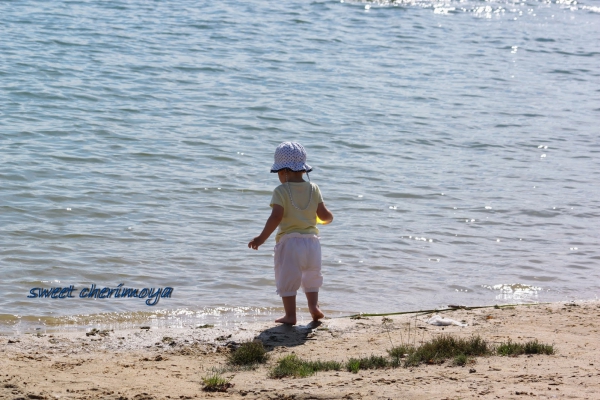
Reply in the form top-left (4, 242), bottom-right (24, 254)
top-left (0, 298), bottom-right (581, 336)
top-left (1, 300), bottom-right (599, 399)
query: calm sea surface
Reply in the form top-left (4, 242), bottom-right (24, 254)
top-left (1, 0), bottom-right (599, 332)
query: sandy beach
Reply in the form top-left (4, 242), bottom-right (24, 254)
top-left (1, 300), bottom-right (599, 400)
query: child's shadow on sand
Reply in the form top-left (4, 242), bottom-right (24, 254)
top-left (255, 320), bottom-right (321, 350)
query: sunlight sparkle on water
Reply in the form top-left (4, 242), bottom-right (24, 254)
top-left (483, 284), bottom-right (543, 301)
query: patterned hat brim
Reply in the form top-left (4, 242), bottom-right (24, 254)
top-left (270, 163), bottom-right (313, 173)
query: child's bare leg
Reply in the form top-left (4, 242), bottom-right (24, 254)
top-left (305, 292), bottom-right (324, 321)
top-left (275, 296), bottom-right (297, 325)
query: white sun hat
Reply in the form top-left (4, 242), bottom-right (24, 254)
top-left (270, 142), bottom-right (313, 173)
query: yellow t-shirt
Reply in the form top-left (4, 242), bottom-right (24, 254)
top-left (270, 182), bottom-right (324, 243)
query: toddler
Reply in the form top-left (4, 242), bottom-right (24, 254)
top-left (248, 142), bottom-right (333, 325)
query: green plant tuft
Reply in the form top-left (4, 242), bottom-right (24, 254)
top-left (496, 340), bottom-right (522, 356)
top-left (400, 335), bottom-right (490, 367)
top-left (201, 373), bottom-right (232, 392)
top-left (345, 355), bottom-right (390, 373)
top-left (387, 344), bottom-right (415, 360)
top-left (269, 355), bottom-right (341, 378)
top-left (453, 353), bottom-right (469, 366)
top-left (497, 339), bottom-right (554, 356)
top-left (347, 358), bottom-right (360, 374)
top-left (228, 341), bottom-right (268, 366)
top-left (523, 340), bottom-right (554, 355)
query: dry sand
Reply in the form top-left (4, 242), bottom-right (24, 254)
top-left (1, 300), bottom-right (599, 399)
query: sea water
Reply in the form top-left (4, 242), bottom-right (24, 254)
top-left (1, 0), bottom-right (599, 332)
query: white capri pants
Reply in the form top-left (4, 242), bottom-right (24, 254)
top-left (274, 233), bottom-right (323, 297)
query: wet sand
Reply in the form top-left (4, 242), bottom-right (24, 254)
top-left (1, 300), bottom-right (599, 399)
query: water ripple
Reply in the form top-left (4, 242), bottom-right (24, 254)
top-left (1, 0), bottom-right (599, 329)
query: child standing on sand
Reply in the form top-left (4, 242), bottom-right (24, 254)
top-left (248, 142), bottom-right (333, 325)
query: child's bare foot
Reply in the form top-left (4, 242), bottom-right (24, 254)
top-left (275, 315), bottom-right (297, 325)
top-left (309, 307), bottom-right (324, 321)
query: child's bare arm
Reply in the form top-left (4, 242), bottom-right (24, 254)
top-left (248, 204), bottom-right (284, 250)
top-left (316, 202), bottom-right (333, 225)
